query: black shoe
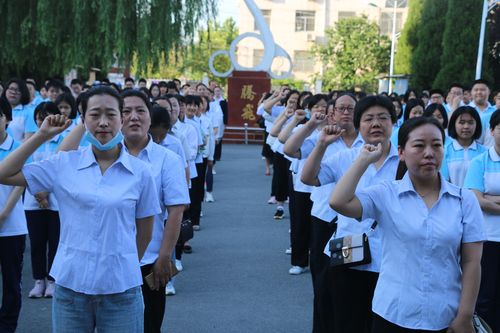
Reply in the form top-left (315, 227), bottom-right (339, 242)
top-left (274, 208), bottom-right (284, 220)
top-left (183, 244), bottom-right (192, 253)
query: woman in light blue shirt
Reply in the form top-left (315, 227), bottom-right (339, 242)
top-left (442, 106), bottom-right (486, 187)
top-left (0, 86), bottom-right (160, 333)
top-left (464, 109), bottom-right (500, 332)
top-left (1, 78), bottom-right (35, 142)
top-left (331, 117), bottom-right (484, 332)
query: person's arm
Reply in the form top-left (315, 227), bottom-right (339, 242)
top-left (447, 242), bottom-right (482, 333)
top-left (58, 121), bottom-right (85, 152)
top-left (151, 205), bottom-right (184, 290)
top-left (0, 115), bottom-right (70, 186)
top-left (483, 194), bottom-right (500, 205)
top-left (471, 190), bottom-right (500, 215)
top-left (301, 125), bottom-right (345, 186)
top-left (0, 186), bottom-right (25, 228)
top-left (263, 90), bottom-right (284, 115)
top-left (135, 216), bottom-right (154, 261)
top-left (278, 109), bottom-right (306, 145)
top-left (329, 143), bottom-right (383, 219)
top-left (269, 107), bottom-right (294, 137)
top-left (34, 192), bottom-right (50, 209)
top-left (283, 112), bottom-right (327, 159)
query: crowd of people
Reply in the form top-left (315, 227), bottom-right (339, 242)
top-left (259, 80), bottom-right (500, 333)
top-left (0, 77), bottom-right (227, 332)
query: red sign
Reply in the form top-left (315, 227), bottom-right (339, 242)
top-left (227, 71), bottom-right (271, 128)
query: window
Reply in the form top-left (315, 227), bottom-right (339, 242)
top-left (253, 49), bottom-right (264, 67)
top-left (295, 11), bottom-right (315, 32)
top-left (255, 10), bottom-right (271, 31)
top-left (380, 12), bottom-right (403, 35)
top-left (294, 51), bottom-right (315, 73)
top-left (338, 11), bottom-right (356, 20)
top-left (385, 0), bottom-right (407, 8)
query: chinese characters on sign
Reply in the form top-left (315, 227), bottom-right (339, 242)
top-left (240, 85), bottom-right (257, 120)
top-left (241, 104), bottom-right (256, 120)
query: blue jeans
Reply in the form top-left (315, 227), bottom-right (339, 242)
top-left (52, 285), bottom-right (144, 333)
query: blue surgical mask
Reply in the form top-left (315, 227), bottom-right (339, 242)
top-left (305, 109), bottom-right (311, 120)
top-left (84, 129), bottom-right (124, 151)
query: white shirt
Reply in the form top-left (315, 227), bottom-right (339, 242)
top-left (174, 120), bottom-right (199, 178)
top-left (464, 147), bottom-right (500, 241)
top-left (0, 135), bottom-right (27, 237)
top-left (318, 143), bottom-right (400, 272)
top-left (22, 145), bottom-right (161, 294)
top-left (123, 138), bottom-right (190, 266)
top-left (161, 134), bottom-right (187, 168)
top-left (185, 117), bottom-right (204, 163)
top-left (357, 173), bottom-right (485, 330)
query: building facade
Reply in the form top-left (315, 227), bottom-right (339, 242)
top-left (236, 0), bottom-right (409, 82)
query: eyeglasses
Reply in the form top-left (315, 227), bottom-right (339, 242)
top-left (334, 106), bottom-right (355, 114)
top-left (361, 113), bottom-right (392, 124)
top-left (7, 87), bottom-right (21, 94)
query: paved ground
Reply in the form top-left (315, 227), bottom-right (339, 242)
top-left (12, 144), bottom-right (313, 333)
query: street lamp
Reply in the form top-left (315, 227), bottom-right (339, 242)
top-left (476, 0), bottom-right (499, 79)
top-left (369, 1), bottom-right (399, 93)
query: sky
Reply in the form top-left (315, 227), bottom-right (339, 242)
top-left (216, 0), bottom-right (240, 25)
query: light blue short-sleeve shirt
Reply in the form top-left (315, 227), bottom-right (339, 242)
top-left (464, 147), bottom-right (500, 241)
top-left (357, 173), bottom-right (485, 330)
top-left (441, 139), bottom-right (487, 187)
top-left (319, 143), bottom-right (400, 272)
top-left (22, 145), bottom-right (161, 294)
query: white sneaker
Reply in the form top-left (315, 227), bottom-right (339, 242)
top-left (212, 168), bottom-right (216, 175)
top-left (267, 196), bottom-right (277, 204)
top-left (289, 266), bottom-right (308, 275)
top-left (205, 192), bottom-right (215, 202)
top-left (44, 280), bottom-right (55, 298)
top-left (175, 259), bottom-right (183, 272)
top-left (285, 247), bottom-right (292, 255)
top-left (165, 281), bottom-right (176, 296)
top-left (29, 279), bottom-right (46, 298)
top-left (193, 225), bottom-right (200, 231)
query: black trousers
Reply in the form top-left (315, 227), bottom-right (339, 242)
top-left (189, 158), bottom-right (208, 226)
top-left (371, 313), bottom-right (447, 333)
top-left (214, 139), bottom-right (222, 161)
top-left (329, 268), bottom-right (378, 333)
top-left (25, 209), bottom-right (60, 280)
top-left (290, 191), bottom-right (312, 267)
top-left (141, 264), bottom-right (167, 333)
top-left (0, 235), bottom-right (25, 333)
top-left (271, 152), bottom-right (290, 202)
top-left (476, 241), bottom-right (500, 332)
top-left (310, 217), bottom-right (337, 333)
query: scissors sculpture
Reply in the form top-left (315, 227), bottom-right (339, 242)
top-left (208, 0), bottom-right (293, 79)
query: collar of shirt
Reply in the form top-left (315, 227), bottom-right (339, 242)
top-left (451, 139), bottom-right (478, 151)
top-left (489, 146), bottom-right (500, 161)
top-left (469, 101), bottom-right (496, 113)
top-left (77, 144), bottom-right (134, 173)
top-left (0, 135), bottom-right (14, 151)
top-left (123, 135), bottom-right (156, 164)
top-left (397, 172), bottom-right (461, 200)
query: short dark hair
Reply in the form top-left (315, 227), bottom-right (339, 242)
top-left (2, 78), bottom-right (30, 105)
top-left (70, 78), bottom-right (83, 86)
top-left (185, 95), bottom-right (201, 106)
top-left (121, 89), bottom-right (152, 115)
top-left (0, 97), bottom-right (12, 121)
top-left (158, 81), bottom-right (168, 88)
top-left (490, 109), bottom-right (500, 130)
top-left (471, 79), bottom-right (490, 90)
top-left (403, 89), bottom-right (418, 103)
top-left (353, 95), bottom-right (396, 129)
top-left (166, 81), bottom-right (178, 92)
top-left (448, 83), bottom-right (463, 91)
top-left (306, 94), bottom-right (328, 110)
top-left (404, 99), bottom-right (425, 122)
top-left (424, 103), bottom-right (449, 129)
top-left (398, 116), bottom-right (445, 150)
top-left (55, 93), bottom-right (77, 119)
top-left (283, 90), bottom-right (300, 106)
top-left (429, 89), bottom-right (445, 98)
top-left (34, 101), bottom-right (60, 124)
top-left (124, 77), bottom-right (135, 84)
top-left (448, 106), bottom-right (482, 140)
top-left (138, 78), bottom-right (147, 84)
top-left (82, 86), bottom-right (123, 117)
top-left (46, 79), bottom-right (65, 92)
top-left (150, 105), bottom-right (171, 130)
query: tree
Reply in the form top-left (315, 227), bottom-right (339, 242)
top-left (433, 0), bottom-right (486, 89)
top-left (313, 16), bottom-right (391, 92)
top-left (0, 0), bottom-right (216, 82)
top-left (487, 6), bottom-right (500, 91)
top-left (394, 0), bottom-right (425, 75)
top-left (410, 0), bottom-right (448, 90)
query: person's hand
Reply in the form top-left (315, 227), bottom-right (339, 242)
top-left (279, 86), bottom-right (288, 99)
top-left (446, 315), bottom-right (474, 333)
top-left (38, 115), bottom-right (71, 139)
top-left (35, 192), bottom-right (50, 209)
top-left (450, 94), bottom-right (462, 111)
top-left (151, 255), bottom-right (172, 291)
top-left (284, 105), bottom-right (295, 118)
top-left (270, 90), bottom-right (281, 99)
top-left (318, 125), bottom-right (344, 146)
top-left (358, 143), bottom-right (383, 165)
top-left (294, 109), bottom-right (307, 122)
top-left (308, 112), bottom-right (328, 128)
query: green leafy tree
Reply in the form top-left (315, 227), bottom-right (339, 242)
top-left (489, 7), bottom-right (500, 91)
top-left (0, 0), bottom-right (216, 82)
top-left (313, 16), bottom-right (390, 92)
top-left (410, 0), bottom-right (448, 90)
top-left (433, 0), bottom-right (486, 89)
top-left (394, 0), bottom-right (424, 74)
